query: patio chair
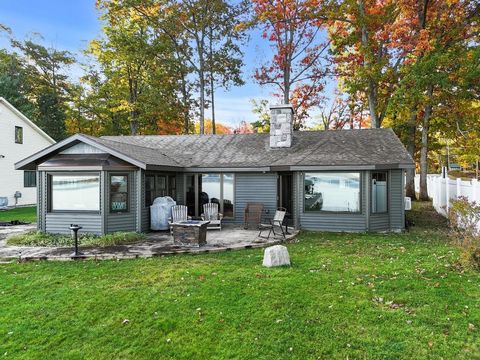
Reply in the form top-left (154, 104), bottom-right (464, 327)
top-left (169, 205), bottom-right (189, 233)
top-left (243, 202), bottom-right (264, 229)
top-left (201, 202), bottom-right (223, 230)
top-left (258, 208), bottom-right (287, 240)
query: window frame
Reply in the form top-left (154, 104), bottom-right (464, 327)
top-left (24, 171), bottom-right (37, 188)
top-left (47, 172), bottom-right (101, 214)
top-left (15, 126), bottom-right (23, 144)
top-left (303, 171), bottom-right (362, 214)
top-left (109, 173), bottom-right (130, 214)
top-left (371, 171), bottom-right (389, 214)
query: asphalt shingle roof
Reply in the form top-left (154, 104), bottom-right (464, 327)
top-left (98, 128), bottom-right (414, 169)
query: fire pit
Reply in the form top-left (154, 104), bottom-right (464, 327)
top-left (171, 220), bottom-right (210, 247)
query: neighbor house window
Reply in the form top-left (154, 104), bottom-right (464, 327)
top-left (110, 174), bottom-right (129, 212)
top-left (371, 171), bottom-right (388, 213)
top-left (50, 174), bottom-right (100, 211)
top-left (304, 172), bottom-right (360, 212)
top-left (24, 171), bottom-right (36, 187)
top-left (15, 126), bottom-right (23, 144)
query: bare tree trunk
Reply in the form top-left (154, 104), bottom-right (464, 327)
top-left (419, 85), bottom-right (434, 201)
top-left (358, 0), bottom-right (379, 128)
top-left (405, 108), bottom-right (417, 199)
top-left (210, 75), bottom-right (216, 134)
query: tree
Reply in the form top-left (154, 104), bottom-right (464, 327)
top-left (328, 0), bottom-right (402, 129)
top-left (90, 0), bottom-right (186, 136)
top-left (0, 50), bottom-right (36, 118)
top-left (11, 38), bottom-right (75, 140)
top-left (205, 1), bottom-right (246, 134)
top-left (388, 0), bottom-right (480, 200)
top-left (250, 98), bottom-right (271, 132)
top-left (252, 0), bottom-right (329, 129)
top-left (194, 118), bottom-right (233, 134)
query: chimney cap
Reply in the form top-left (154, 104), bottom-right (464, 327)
top-left (269, 103), bottom-right (294, 110)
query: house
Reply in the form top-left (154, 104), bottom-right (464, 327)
top-left (0, 97), bottom-right (55, 207)
top-left (15, 104), bottom-right (414, 234)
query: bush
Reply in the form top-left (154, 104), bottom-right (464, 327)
top-left (7, 231), bottom-right (145, 247)
top-left (448, 196), bottom-right (480, 269)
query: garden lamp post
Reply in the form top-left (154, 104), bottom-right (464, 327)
top-left (70, 224), bottom-right (83, 258)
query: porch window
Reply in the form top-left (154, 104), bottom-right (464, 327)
top-left (110, 174), bottom-right (129, 212)
top-left (371, 171), bottom-right (388, 213)
top-left (304, 172), bottom-right (360, 213)
top-left (145, 174), bottom-right (176, 206)
top-left (50, 174), bottom-right (100, 211)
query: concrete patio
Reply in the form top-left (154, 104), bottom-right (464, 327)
top-left (0, 224), bottom-right (298, 262)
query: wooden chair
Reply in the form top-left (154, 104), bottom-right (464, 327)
top-left (201, 202), bottom-right (223, 230)
top-left (258, 208), bottom-right (287, 240)
top-left (169, 205), bottom-right (189, 233)
top-left (243, 202), bottom-right (264, 229)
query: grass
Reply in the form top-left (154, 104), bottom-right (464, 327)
top-left (1, 202), bottom-right (479, 359)
top-left (6, 231), bottom-right (145, 247)
top-left (0, 206), bottom-right (36, 223)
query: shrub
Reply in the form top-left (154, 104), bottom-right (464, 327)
top-left (7, 231), bottom-right (145, 247)
top-left (448, 196), bottom-right (480, 269)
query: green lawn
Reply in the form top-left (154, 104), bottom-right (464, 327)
top-left (1, 203), bottom-right (479, 359)
top-left (0, 206), bottom-right (36, 223)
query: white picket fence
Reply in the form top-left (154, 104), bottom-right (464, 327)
top-left (414, 174), bottom-right (480, 217)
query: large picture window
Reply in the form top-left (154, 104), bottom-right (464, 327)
top-left (371, 171), bottom-right (388, 213)
top-left (50, 174), bottom-right (100, 211)
top-left (304, 172), bottom-right (360, 212)
top-left (110, 174), bottom-right (129, 212)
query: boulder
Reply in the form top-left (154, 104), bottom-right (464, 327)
top-left (262, 245), bottom-right (291, 267)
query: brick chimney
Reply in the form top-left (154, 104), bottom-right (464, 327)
top-left (270, 104), bottom-right (293, 148)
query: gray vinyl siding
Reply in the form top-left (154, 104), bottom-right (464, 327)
top-left (37, 171), bottom-right (47, 232)
top-left (292, 171), bottom-right (299, 229)
top-left (232, 173), bottom-right (277, 224)
top-left (389, 169), bottom-right (405, 231)
top-left (105, 171), bottom-right (136, 233)
top-left (369, 213), bottom-right (390, 231)
top-left (45, 213), bottom-right (102, 234)
top-left (140, 170), bottom-right (150, 232)
top-left (297, 171), bottom-right (368, 232)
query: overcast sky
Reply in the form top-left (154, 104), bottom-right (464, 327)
top-left (0, 0), bottom-right (335, 128)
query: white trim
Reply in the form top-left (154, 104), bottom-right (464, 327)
top-left (0, 97), bottom-right (55, 144)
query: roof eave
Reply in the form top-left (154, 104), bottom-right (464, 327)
top-left (15, 134), bottom-right (147, 170)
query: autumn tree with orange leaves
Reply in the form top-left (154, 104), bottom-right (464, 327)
top-left (252, 0), bottom-right (330, 129)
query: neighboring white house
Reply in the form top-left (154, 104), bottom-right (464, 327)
top-left (0, 97), bottom-right (55, 207)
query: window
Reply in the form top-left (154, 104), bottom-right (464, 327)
top-left (304, 172), bottom-right (360, 212)
top-left (15, 126), bottom-right (23, 144)
top-left (145, 174), bottom-right (176, 206)
top-left (372, 171), bottom-right (388, 213)
top-left (50, 174), bottom-right (100, 211)
top-left (24, 171), bottom-right (36, 187)
top-left (223, 174), bottom-right (234, 218)
top-left (110, 174), bottom-right (129, 212)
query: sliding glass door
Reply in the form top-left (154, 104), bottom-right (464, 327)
top-left (184, 173), bottom-right (234, 218)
